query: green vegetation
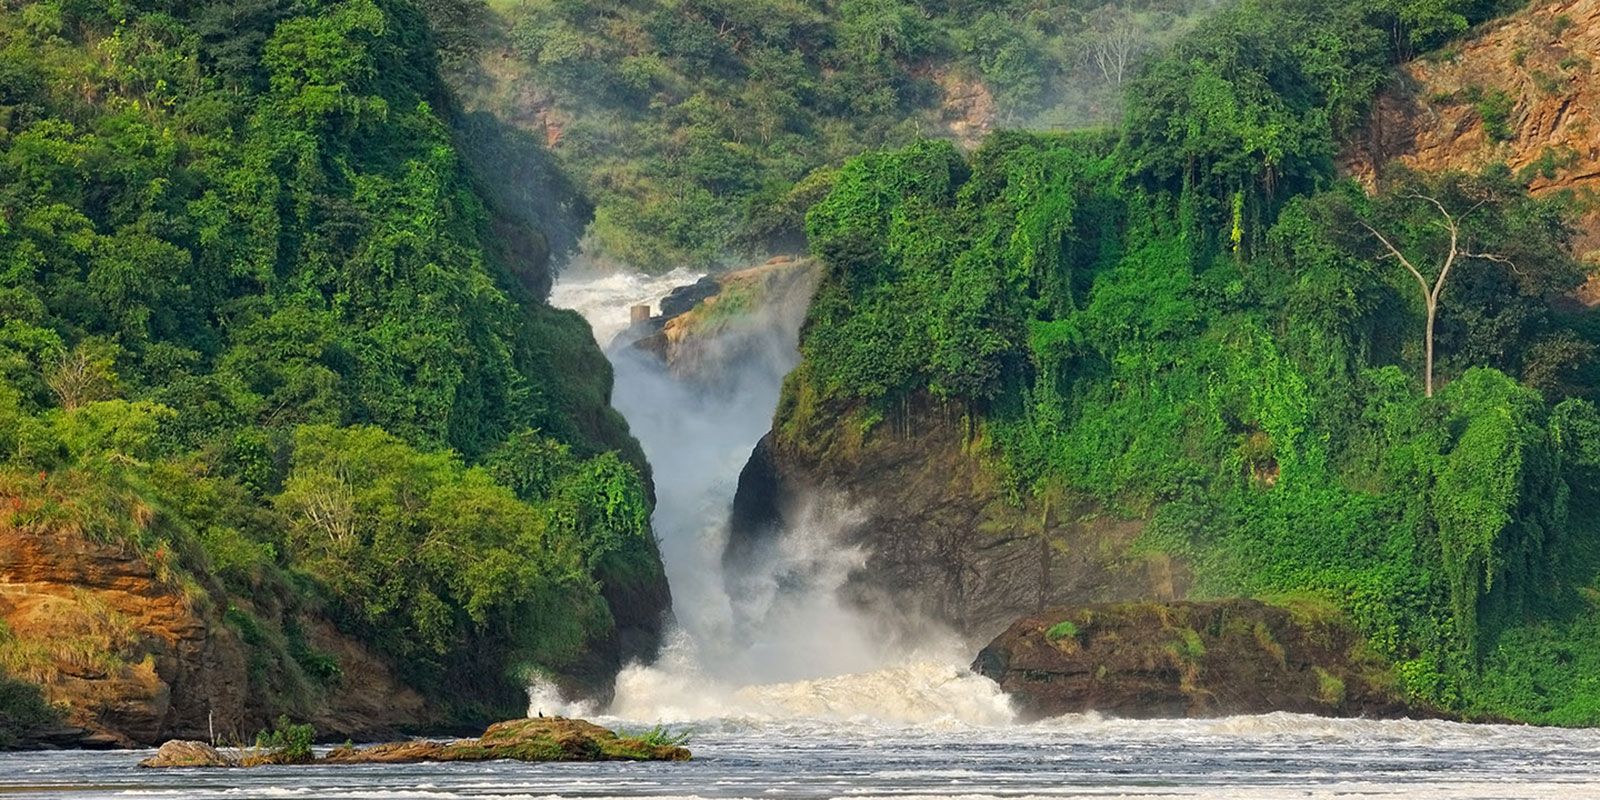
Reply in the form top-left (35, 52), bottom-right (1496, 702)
top-left (1315, 667), bottom-right (1347, 705)
top-left (0, 0), bottom-right (663, 717)
top-left (436, 0), bottom-right (1223, 268)
top-left (0, 666), bottom-right (57, 748)
top-left (1467, 86), bottom-right (1517, 140)
top-left (1173, 629), bottom-right (1206, 661)
top-left (622, 724), bottom-right (694, 747)
top-left (1045, 620), bottom-right (1080, 641)
top-left (255, 716), bottom-right (316, 764)
top-left (782, 0), bottom-right (1600, 724)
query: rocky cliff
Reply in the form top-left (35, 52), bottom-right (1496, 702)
top-left (623, 257), bottom-right (820, 386)
top-left (727, 392), bottom-right (1190, 645)
top-left (726, 0), bottom-right (1600, 705)
top-left (1342, 0), bottom-right (1600, 298)
top-left (0, 517), bottom-right (430, 748)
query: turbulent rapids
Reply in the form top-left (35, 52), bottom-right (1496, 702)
top-left (547, 266), bottom-right (1007, 725)
top-left (9, 712), bottom-right (1600, 799)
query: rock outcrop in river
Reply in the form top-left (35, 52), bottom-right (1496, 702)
top-left (139, 718), bottom-right (689, 768)
top-left (973, 599), bottom-right (1421, 721)
top-left (621, 257), bottom-right (819, 386)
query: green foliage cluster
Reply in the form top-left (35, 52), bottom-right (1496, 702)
top-left (0, 0), bottom-right (661, 713)
top-left (255, 715), bottom-right (316, 763)
top-left (447, 0), bottom-right (1218, 268)
top-left (1119, 0), bottom-right (1522, 252)
top-left (623, 724), bottom-right (693, 747)
top-left (786, 0), bottom-right (1600, 723)
top-left (1044, 620), bottom-right (1080, 641)
top-left (1464, 85), bottom-right (1517, 140)
top-left (0, 663), bottom-right (57, 748)
top-left (276, 425), bottom-right (651, 672)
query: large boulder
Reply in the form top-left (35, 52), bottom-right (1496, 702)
top-left (323, 718), bottom-right (689, 764)
top-left (973, 598), bottom-right (1424, 721)
top-left (139, 741), bottom-right (236, 768)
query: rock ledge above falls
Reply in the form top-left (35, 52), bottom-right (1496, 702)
top-left (974, 598), bottom-right (1429, 722)
top-left (138, 718), bottom-right (690, 768)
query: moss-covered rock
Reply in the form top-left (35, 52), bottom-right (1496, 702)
top-left (140, 718), bottom-right (690, 768)
top-left (973, 598), bottom-right (1427, 721)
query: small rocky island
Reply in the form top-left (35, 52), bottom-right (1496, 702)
top-left (139, 718), bottom-right (690, 768)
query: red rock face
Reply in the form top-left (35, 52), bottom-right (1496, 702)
top-left (0, 516), bottom-right (430, 747)
top-left (0, 523), bottom-right (250, 747)
top-left (1341, 0), bottom-right (1600, 299)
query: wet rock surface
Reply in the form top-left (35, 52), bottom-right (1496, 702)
top-left (138, 740), bottom-right (236, 768)
top-left (729, 393), bottom-right (1186, 646)
top-left (973, 598), bottom-right (1423, 721)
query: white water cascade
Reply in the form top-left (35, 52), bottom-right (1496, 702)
top-left (549, 267), bottom-right (1014, 726)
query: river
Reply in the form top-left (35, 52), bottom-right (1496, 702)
top-left (3, 270), bottom-right (1596, 798)
top-left (4, 714), bottom-right (1600, 799)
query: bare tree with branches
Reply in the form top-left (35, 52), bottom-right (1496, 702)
top-left (45, 342), bottom-right (118, 410)
top-left (1360, 193), bottom-right (1514, 397)
top-left (1089, 9), bottom-right (1141, 88)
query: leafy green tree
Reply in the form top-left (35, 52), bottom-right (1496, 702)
top-left (1348, 170), bottom-right (1581, 396)
top-left (0, 665), bottom-right (56, 748)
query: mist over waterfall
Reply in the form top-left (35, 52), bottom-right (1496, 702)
top-left (549, 267), bottom-right (1013, 725)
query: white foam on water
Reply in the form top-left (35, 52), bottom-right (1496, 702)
top-left (603, 649), bottom-right (1014, 727)
top-left (548, 267), bottom-right (1022, 730)
top-left (547, 267), bottom-right (703, 346)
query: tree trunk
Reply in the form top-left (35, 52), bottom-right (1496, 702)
top-left (1424, 300), bottom-right (1437, 398)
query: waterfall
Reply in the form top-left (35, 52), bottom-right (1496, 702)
top-left (549, 266), bottom-right (1013, 725)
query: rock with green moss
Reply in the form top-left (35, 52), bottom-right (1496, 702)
top-left (140, 718), bottom-right (689, 768)
top-left (326, 718), bottom-right (690, 764)
top-left (974, 598), bottom-right (1429, 721)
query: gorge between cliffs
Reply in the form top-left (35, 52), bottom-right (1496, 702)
top-left (547, 262), bottom-right (1016, 724)
top-left (548, 261), bottom-right (1419, 727)
top-left (5, 0), bottom-right (1600, 795)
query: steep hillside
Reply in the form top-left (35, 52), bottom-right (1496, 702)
top-left (732, 0), bottom-right (1600, 725)
top-left (728, 393), bottom-right (1183, 640)
top-left (1343, 0), bottom-right (1600, 285)
top-left (0, 517), bottom-right (429, 747)
top-left (431, 0), bottom-right (1217, 269)
top-left (0, 0), bottom-right (667, 745)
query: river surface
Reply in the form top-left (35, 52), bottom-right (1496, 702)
top-left (3, 713), bottom-right (1600, 799)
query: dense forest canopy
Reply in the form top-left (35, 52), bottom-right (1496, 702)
top-left (431, 0), bottom-right (1222, 269)
top-left (781, 0), bottom-right (1600, 723)
top-left (0, 0), bottom-right (1596, 736)
top-left (0, 0), bottom-right (663, 720)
